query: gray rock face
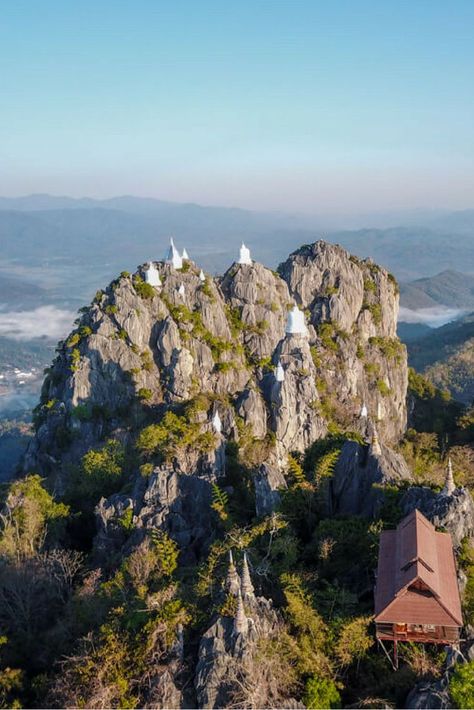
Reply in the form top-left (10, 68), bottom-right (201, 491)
top-left (220, 261), bottom-right (290, 361)
top-left (268, 334), bottom-right (327, 456)
top-left (254, 463), bottom-right (287, 517)
top-left (279, 241), bottom-right (407, 442)
top-left (27, 242), bottom-right (407, 481)
top-left (401, 485), bottom-right (474, 548)
top-left (329, 439), bottom-right (412, 517)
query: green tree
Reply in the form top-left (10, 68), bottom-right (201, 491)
top-left (449, 660), bottom-right (474, 709)
top-left (0, 475), bottom-right (69, 560)
top-left (303, 676), bottom-right (341, 709)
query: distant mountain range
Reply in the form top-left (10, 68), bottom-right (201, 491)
top-left (405, 313), bottom-right (474, 404)
top-left (1, 194), bottom-right (474, 306)
top-left (400, 270), bottom-right (474, 310)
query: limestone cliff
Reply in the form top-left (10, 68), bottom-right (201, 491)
top-left (26, 240), bottom-right (407, 489)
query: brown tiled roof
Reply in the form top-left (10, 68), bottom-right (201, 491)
top-left (374, 509), bottom-right (462, 627)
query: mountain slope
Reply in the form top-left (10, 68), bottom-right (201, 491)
top-left (400, 269), bottom-right (474, 310)
top-left (407, 313), bottom-right (474, 403)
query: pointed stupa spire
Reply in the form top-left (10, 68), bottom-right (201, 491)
top-left (182, 247), bottom-right (189, 260)
top-left (241, 551), bottom-right (255, 600)
top-left (238, 242), bottom-right (252, 265)
top-left (360, 402), bottom-right (368, 418)
top-left (226, 550), bottom-right (241, 596)
top-left (370, 424), bottom-right (382, 456)
top-left (233, 589), bottom-right (248, 635)
top-left (285, 304), bottom-right (308, 336)
top-left (143, 261), bottom-right (162, 287)
top-left (166, 237), bottom-right (183, 270)
top-left (442, 458), bottom-right (456, 496)
top-left (177, 283), bottom-right (185, 298)
top-left (212, 410), bottom-right (222, 434)
top-left (275, 360), bottom-right (285, 382)
top-left (199, 269), bottom-right (206, 282)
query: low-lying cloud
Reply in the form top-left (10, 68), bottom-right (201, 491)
top-left (0, 306), bottom-right (76, 341)
top-left (398, 306), bottom-right (464, 328)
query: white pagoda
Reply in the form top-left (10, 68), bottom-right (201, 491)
top-left (166, 238), bottom-right (183, 270)
top-left (199, 269), bottom-right (206, 283)
top-left (182, 247), bottom-right (190, 260)
top-left (178, 283), bottom-right (185, 298)
top-left (238, 242), bottom-right (252, 265)
top-left (285, 305), bottom-right (308, 336)
top-left (370, 424), bottom-right (382, 456)
top-left (360, 402), bottom-right (368, 418)
top-left (143, 262), bottom-right (162, 287)
top-left (441, 458), bottom-right (456, 496)
top-left (275, 360), bottom-right (285, 382)
top-left (212, 410), bottom-right (222, 434)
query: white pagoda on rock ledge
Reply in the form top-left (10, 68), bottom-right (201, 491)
top-left (441, 458), bottom-right (456, 496)
top-left (212, 410), bottom-right (222, 434)
top-left (238, 242), bottom-right (252, 265)
top-left (166, 238), bottom-right (183, 270)
top-left (275, 360), bottom-right (285, 382)
top-left (143, 262), bottom-right (162, 287)
top-left (285, 305), bottom-right (308, 336)
top-left (182, 247), bottom-right (190, 260)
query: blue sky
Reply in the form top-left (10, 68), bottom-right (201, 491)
top-left (1, 0), bottom-right (473, 213)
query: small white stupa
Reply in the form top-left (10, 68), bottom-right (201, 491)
top-left (285, 305), bottom-right (308, 336)
top-left (360, 402), bottom-right (368, 418)
top-left (166, 238), bottom-right (183, 270)
top-left (143, 262), bottom-right (162, 287)
top-left (275, 360), bottom-right (285, 382)
top-left (441, 458), bottom-right (456, 496)
top-left (377, 401), bottom-right (383, 420)
top-left (212, 410), bottom-right (222, 434)
top-left (178, 283), bottom-right (185, 298)
top-left (370, 424), bottom-right (382, 456)
top-left (182, 247), bottom-right (190, 260)
top-left (199, 269), bottom-right (206, 283)
top-left (238, 242), bottom-right (252, 265)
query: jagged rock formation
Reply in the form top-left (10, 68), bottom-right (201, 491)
top-left (401, 484), bottom-right (474, 548)
top-left (24, 240), bottom-right (408, 539)
top-left (279, 241), bottom-right (407, 442)
top-left (404, 647), bottom-right (466, 709)
top-left (194, 553), bottom-right (293, 709)
top-left (328, 435), bottom-right (412, 517)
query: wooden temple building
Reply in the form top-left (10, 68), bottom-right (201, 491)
top-left (374, 509), bottom-right (462, 668)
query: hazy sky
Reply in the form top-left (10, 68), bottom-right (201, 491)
top-left (1, 0), bottom-right (473, 213)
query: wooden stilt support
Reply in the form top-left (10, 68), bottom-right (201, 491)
top-left (394, 639), bottom-right (399, 670)
top-left (377, 638), bottom-right (398, 671)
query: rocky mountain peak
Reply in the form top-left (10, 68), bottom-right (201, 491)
top-left (25, 240), bottom-right (407, 496)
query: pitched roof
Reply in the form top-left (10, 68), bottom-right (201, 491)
top-left (374, 509), bottom-right (462, 626)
